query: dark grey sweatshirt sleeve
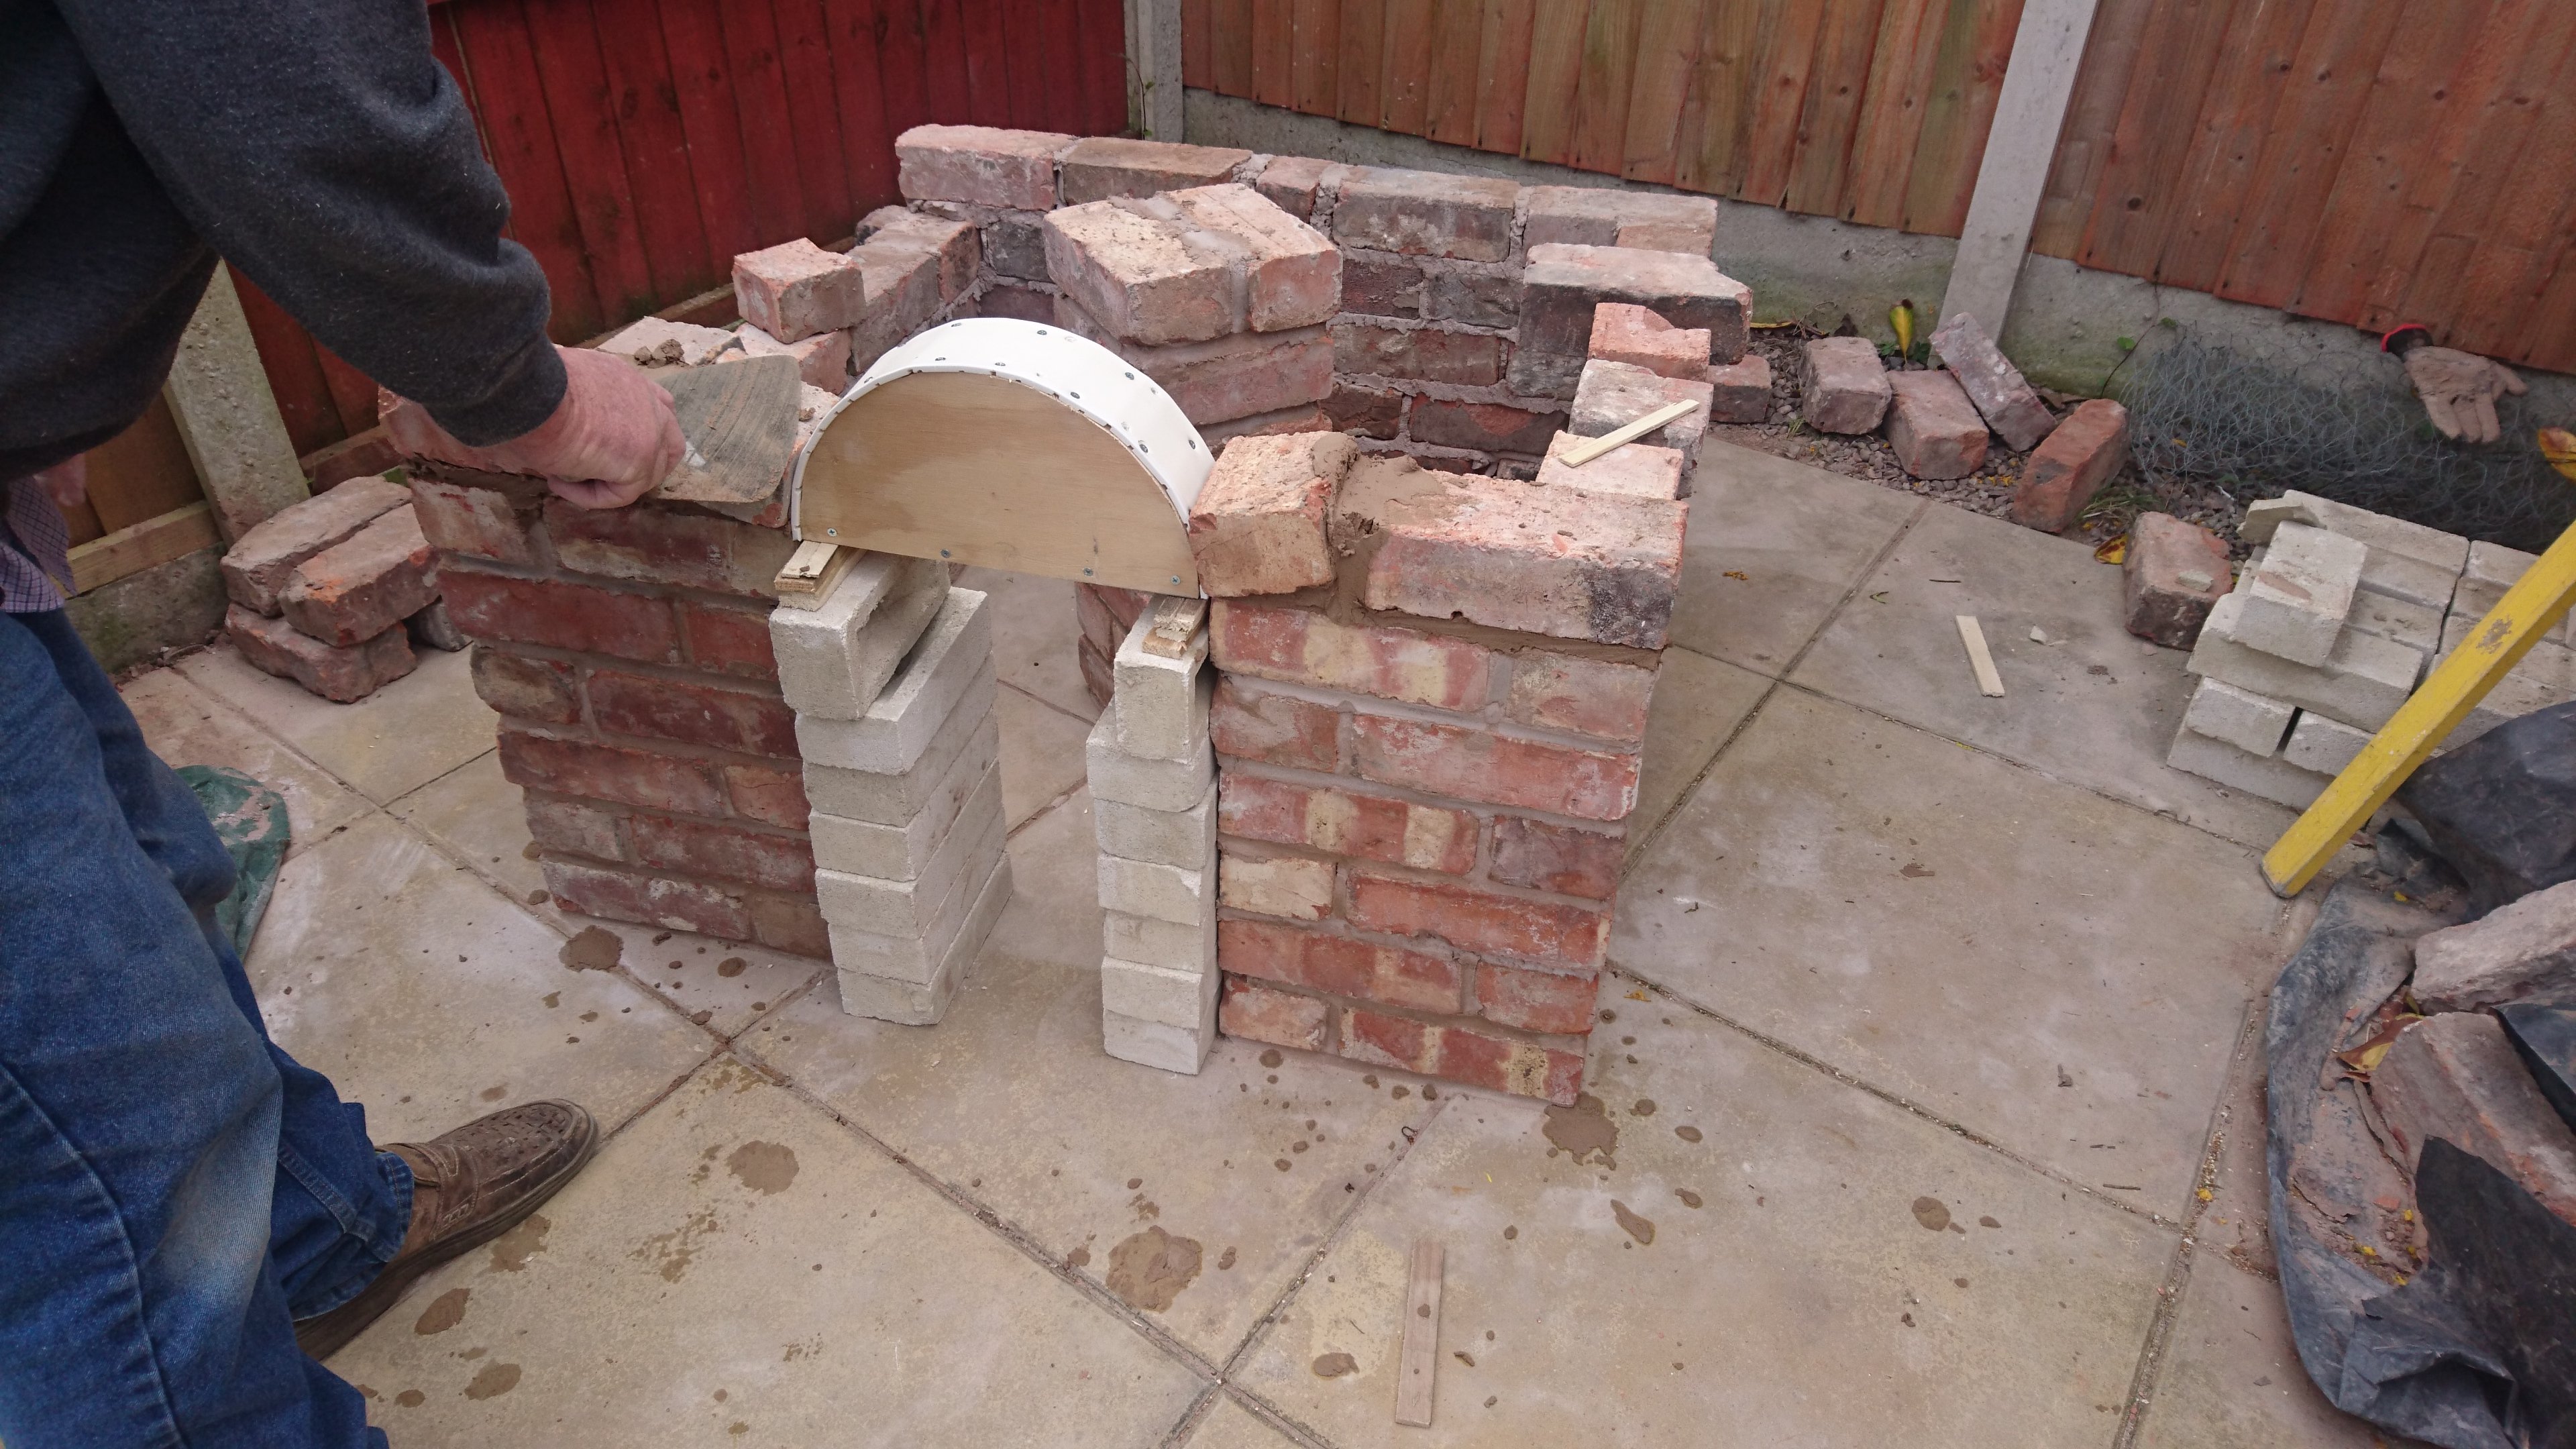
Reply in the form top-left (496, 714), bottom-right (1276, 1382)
top-left (53, 0), bottom-right (566, 445)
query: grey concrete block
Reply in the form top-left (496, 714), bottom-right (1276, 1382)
top-left (1104, 906), bottom-right (1216, 973)
top-left (2282, 710), bottom-right (2372, 776)
top-left (770, 553), bottom-right (950, 719)
top-left (803, 696), bottom-right (998, 826)
top-left (835, 854), bottom-right (1009, 1027)
top-left (2455, 539), bottom-right (2575, 647)
top-left (2165, 723), bottom-right (2330, 811)
top-left (2240, 490), bottom-right (2469, 572)
top-left (1111, 613), bottom-right (1210, 761)
top-left (1086, 707), bottom-right (1214, 812)
top-left (2188, 592), bottom-right (2424, 731)
top-left (815, 774), bottom-right (1003, 938)
top-left (1099, 955), bottom-right (1218, 1032)
top-left (2233, 523), bottom-right (2364, 665)
top-left (1097, 852), bottom-right (1209, 927)
top-left (828, 832), bottom-right (1012, 989)
top-left (2345, 588), bottom-right (2443, 660)
top-left (2430, 620), bottom-right (2576, 747)
top-left (795, 588), bottom-right (991, 774)
top-left (809, 743), bottom-right (997, 882)
top-left (1102, 1006), bottom-right (1212, 1074)
top-left (1093, 779), bottom-right (1218, 869)
top-left (2180, 677), bottom-right (2296, 757)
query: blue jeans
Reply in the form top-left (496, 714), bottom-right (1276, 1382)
top-left (0, 608), bottom-right (410, 1448)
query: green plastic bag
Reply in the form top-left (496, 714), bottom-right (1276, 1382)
top-left (176, 764), bottom-right (291, 957)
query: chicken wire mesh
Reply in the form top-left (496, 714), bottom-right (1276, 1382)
top-left (2122, 331), bottom-right (2572, 552)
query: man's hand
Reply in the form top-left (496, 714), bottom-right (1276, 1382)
top-left (33, 455), bottom-right (86, 509)
top-left (2403, 345), bottom-right (2526, 445)
top-left (383, 345), bottom-right (684, 508)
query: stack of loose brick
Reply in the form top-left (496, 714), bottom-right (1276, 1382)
top-left (722, 203), bottom-right (983, 392)
top-left (775, 559), bottom-right (1010, 1024)
top-left (1087, 605), bottom-right (1222, 1072)
top-left (220, 476), bottom-right (451, 702)
top-left (2169, 490), bottom-right (2576, 807)
top-left (1179, 431), bottom-right (1688, 1105)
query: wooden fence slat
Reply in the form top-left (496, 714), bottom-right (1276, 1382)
top-left (2290, 0), bottom-right (2502, 324)
top-left (1214, 0), bottom-right (1258, 97)
top-left (523, 0), bottom-right (661, 324)
top-left (1673, 0), bottom-right (1763, 197)
top-left (1782, 0), bottom-right (1888, 216)
top-left (1424, 0), bottom-right (1488, 147)
top-left (1079, 0), bottom-right (1132, 133)
top-left (2144, 0), bottom-right (2318, 292)
top-left (450, 0), bottom-right (604, 339)
top-left (2076, 0), bottom-right (2246, 280)
top-left (1381, 0), bottom-right (1436, 135)
top-left (822, 0), bottom-right (898, 212)
top-left (1737, 0), bottom-right (1829, 207)
top-left (1252, 0), bottom-right (1295, 107)
top-left (769, 0), bottom-right (850, 238)
top-left (916, 0), bottom-right (971, 121)
top-left (1899, 0), bottom-right (2026, 237)
top-left (1568, 0), bottom-right (1646, 176)
top-left (994, 0), bottom-right (1048, 129)
top-left (957, 0), bottom-right (1010, 121)
top-left (1185, 0), bottom-right (1216, 89)
top-left (313, 344), bottom-right (382, 441)
top-left (2027, 0), bottom-right (2153, 257)
top-left (659, 0), bottom-right (761, 268)
top-left (716, 0), bottom-right (818, 250)
top-left (2520, 247), bottom-right (2576, 373)
top-left (2443, 56), bottom-right (2576, 358)
top-left (2214, 1), bottom-right (2404, 309)
top-left (595, 0), bottom-right (716, 299)
top-left (229, 269), bottom-right (349, 456)
top-left (1619, 0), bottom-right (1701, 184)
top-left (1518, 1), bottom-right (1594, 165)
top-left (1473, 0), bottom-right (1536, 154)
top-left (1338, 0), bottom-right (1387, 128)
top-left (1292, 0), bottom-right (1344, 117)
top-left (1840, 0), bottom-right (1946, 227)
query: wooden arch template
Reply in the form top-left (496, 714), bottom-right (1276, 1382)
top-left (790, 317), bottom-right (1213, 595)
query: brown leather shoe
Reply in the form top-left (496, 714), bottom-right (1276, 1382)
top-left (294, 1099), bottom-right (599, 1360)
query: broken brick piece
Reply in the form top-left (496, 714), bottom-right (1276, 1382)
top-left (1799, 337), bottom-right (1892, 434)
top-left (220, 475), bottom-right (415, 616)
top-left (732, 238), bottom-right (867, 343)
top-left (894, 123), bottom-right (1074, 210)
top-left (1058, 136), bottom-right (1254, 205)
top-left (2009, 398), bottom-right (2131, 534)
top-left (2123, 512), bottom-right (2233, 648)
top-left (228, 604), bottom-right (417, 703)
top-left (1186, 432), bottom-right (1354, 596)
top-left (1587, 303), bottom-right (1711, 381)
top-left (279, 505), bottom-right (440, 648)
top-left (1707, 354), bottom-right (1772, 424)
top-left (1882, 371), bottom-right (1989, 480)
top-left (735, 323), bottom-right (852, 390)
top-left (2371, 1012), bottom-right (2576, 1226)
top-left (1928, 311), bottom-right (2057, 452)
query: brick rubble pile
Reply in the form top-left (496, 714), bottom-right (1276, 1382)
top-left (219, 477), bottom-right (454, 702)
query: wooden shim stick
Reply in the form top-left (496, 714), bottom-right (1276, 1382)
top-left (1395, 1238), bottom-right (1444, 1427)
top-left (1556, 399), bottom-right (1700, 468)
top-left (1955, 614), bottom-right (2005, 697)
top-left (1140, 595), bottom-right (1208, 657)
top-left (775, 539), bottom-right (856, 610)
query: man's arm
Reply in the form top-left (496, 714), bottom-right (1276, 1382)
top-left (55, 0), bottom-right (561, 446)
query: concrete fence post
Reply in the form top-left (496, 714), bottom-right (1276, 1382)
top-left (162, 266), bottom-right (311, 544)
top-left (1937, 0), bottom-right (2102, 339)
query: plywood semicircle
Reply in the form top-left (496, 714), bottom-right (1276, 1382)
top-left (789, 317), bottom-right (1213, 596)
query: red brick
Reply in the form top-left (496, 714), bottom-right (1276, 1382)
top-left (2125, 512), bottom-right (2234, 649)
top-left (524, 793), bottom-right (631, 862)
top-left (1324, 384), bottom-right (1405, 439)
top-left (1534, 430), bottom-right (1685, 501)
top-left (1059, 136), bottom-right (1254, 205)
top-left (497, 727), bottom-right (727, 817)
top-left (1053, 298), bottom-right (1334, 427)
top-left (221, 475), bottom-right (415, 615)
top-left (1075, 582), bottom-right (1132, 655)
top-left (1220, 774), bottom-right (1478, 875)
top-left (748, 892), bottom-right (831, 959)
top-left (735, 322), bottom-right (851, 390)
top-left (280, 506), bottom-right (439, 647)
top-left (1521, 186), bottom-right (1718, 250)
top-left (440, 568), bottom-right (679, 663)
top-left (1340, 253), bottom-right (1426, 318)
top-left (1044, 201), bottom-right (1237, 345)
top-left (1087, 582), bottom-right (1153, 631)
top-left (975, 282), bottom-right (1056, 323)
top-left (1220, 918), bottom-right (1465, 1013)
top-left (633, 814), bottom-right (815, 893)
top-left (1346, 868), bottom-right (1609, 971)
top-left (1332, 168), bottom-right (1517, 262)
top-left (1884, 371), bottom-right (1990, 481)
top-left (1588, 303), bottom-right (1709, 381)
top-left (1489, 816), bottom-right (1623, 900)
top-left (1615, 220), bottom-right (1713, 254)
top-left (1403, 399), bottom-right (1566, 455)
top-left (732, 237), bottom-right (866, 343)
top-left (545, 498), bottom-right (796, 599)
top-left (1168, 184), bottom-right (1340, 333)
top-left (304, 427), bottom-right (404, 491)
top-left (227, 605), bottom-right (417, 703)
top-left (1505, 651), bottom-right (1656, 743)
top-left (1203, 405), bottom-right (1338, 451)
top-left (896, 123), bottom-right (1073, 209)
top-left (682, 600), bottom-right (779, 679)
top-left (406, 470), bottom-right (549, 567)
top-left (1800, 337), bottom-right (1892, 433)
top-left (1929, 311), bottom-right (2057, 452)
top-left (1707, 354), bottom-right (1773, 424)
top-left (725, 763), bottom-right (810, 830)
top-left (857, 209), bottom-right (982, 301)
top-left (1352, 714), bottom-right (1639, 822)
top-left (588, 671), bottom-right (799, 759)
top-left (1332, 321), bottom-right (1504, 386)
top-left (470, 646), bottom-right (580, 724)
top-left (1519, 244), bottom-right (1751, 362)
top-left (1187, 433), bottom-right (1352, 597)
top-left (1211, 678), bottom-right (1341, 771)
top-left (542, 858), bottom-right (751, 939)
top-left (1340, 1007), bottom-right (1584, 1104)
top-left (1218, 977), bottom-right (1331, 1051)
top-left (1079, 635), bottom-right (1115, 711)
top-left (1474, 963), bottom-right (1601, 1033)
top-left (1212, 600), bottom-right (1491, 710)
top-left (2010, 398), bottom-right (2130, 533)
top-left (2372, 1012), bottom-right (2576, 1224)
top-left (1340, 456), bottom-right (1686, 649)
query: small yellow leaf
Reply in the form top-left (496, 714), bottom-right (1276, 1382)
top-left (2360, 1246), bottom-right (2377, 1256)
top-left (1625, 989), bottom-right (1649, 1001)
top-left (2092, 535), bottom-right (2128, 566)
top-left (2196, 1187), bottom-right (2213, 1201)
top-left (2394, 892), bottom-right (2410, 903)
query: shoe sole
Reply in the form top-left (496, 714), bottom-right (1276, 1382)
top-left (294, 1102), bottom-right (602, 1360)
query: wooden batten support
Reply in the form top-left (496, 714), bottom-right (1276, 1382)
top-left (1393, 1238), bottom-right (1444, 1428)
top-left (1140, 596), bottom-right (1207, 657)
top-left (774, 539), bottom-right (858, 610)
top-left (68, 502), bottom-right (221, 594)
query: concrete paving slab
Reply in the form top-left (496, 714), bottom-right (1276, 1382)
top-left (998, 680), bottom-right (1093, 828)
top-left (602, 920), bottom-right (828, 1037)
top-left (1185, 1394), bottom-right (1302, 1446)
top-left (248, 813), bottom-right (712, 1144)
top-left (178, 641), bottom-right (499, 806)
top-left (1788, 502), bottom-right (2299, 848)
top-left (1667, 442), bottom-right (1920, 676)
top-left (121, 665), bottom-right (371, 855)
top-left (2135, 1258), bottom-right (2383, 1448)
top-left (1228, 970), bottom-right (2173, 1445)
top-left (744, 789), bottom-right (1440, 1362)
top-left (1613, 688), bottom-right (2299, 1212)
top-left (961, 565), bottom-right (1103, 722)
top-left (387, 751), bottom-right (541, 900)
top-left (331, 1057), bottom-right (1205, 1445)
top-left (1629, 646), bottom-right (1769, 861)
